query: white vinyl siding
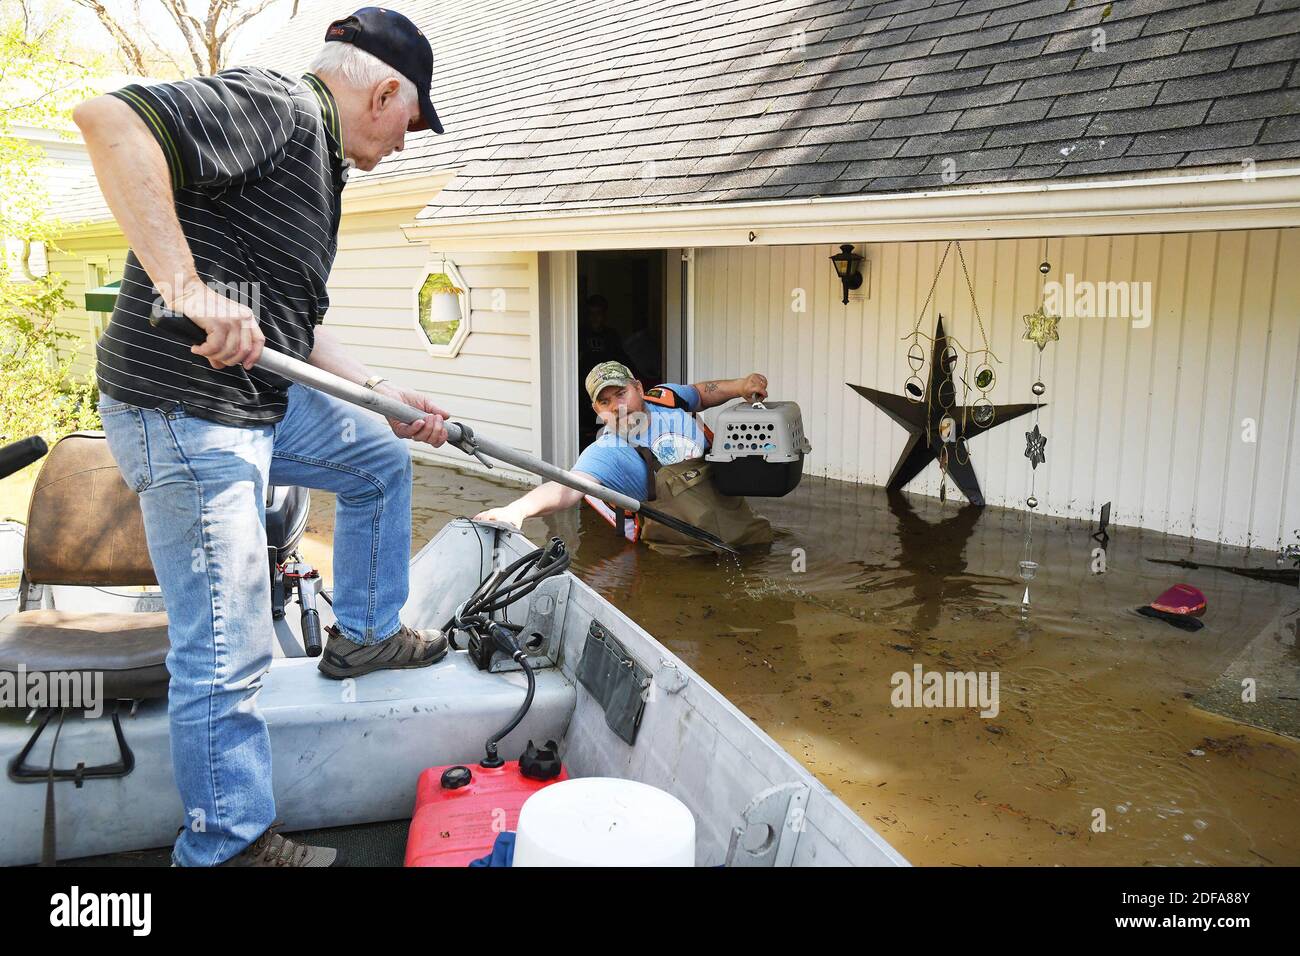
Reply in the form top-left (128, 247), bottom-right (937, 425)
top-left (323, 209), bottom-right (540, 474)
top-left (692, 229), bottom-right (1300, 550)
top-left (46, 206), bottom-right (542, 477)
top-left (49, 235), bottom-right (129, 378)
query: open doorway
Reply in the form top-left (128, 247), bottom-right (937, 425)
top-left (575, 250), bottom-right (667, 450)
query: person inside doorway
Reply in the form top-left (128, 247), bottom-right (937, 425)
top-left (578, 294), bottom-right (636, 447)
top-left (622, 317), bottom-right (661, 386)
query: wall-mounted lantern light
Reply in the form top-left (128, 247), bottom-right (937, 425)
top-left (830, 243), bottom-right (864, 304)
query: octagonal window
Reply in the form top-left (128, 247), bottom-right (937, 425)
top-left (414, 257), bottom-right (470, 357)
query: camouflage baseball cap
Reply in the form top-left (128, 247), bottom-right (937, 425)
top-left (585, 361), bottom-right (635, 402)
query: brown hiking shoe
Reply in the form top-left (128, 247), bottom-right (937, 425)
top-left (317, 623), bottom-right (449, 680)
top-left (220, 823), bottom-right (337, 867)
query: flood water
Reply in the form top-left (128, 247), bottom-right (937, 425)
top-left (300, 460), bottom-right (1300, 867)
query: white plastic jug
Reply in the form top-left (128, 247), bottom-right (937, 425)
top-left (512, 777), bottom-right (695, 867)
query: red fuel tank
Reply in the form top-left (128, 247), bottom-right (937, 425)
top-left (406, 759), bottom-right (569, 867)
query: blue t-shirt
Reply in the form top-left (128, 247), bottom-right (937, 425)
top-left (572, 384), bottom-right (710, 500)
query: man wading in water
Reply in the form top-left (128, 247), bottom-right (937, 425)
top-left (475, 362), bottom-right (775, 552)
top-left (74, 8), bottom-right (448, 867)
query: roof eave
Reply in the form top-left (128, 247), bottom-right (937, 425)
top-left (53, 168), bottom-right (460, 238)
top-left (400, 163), bottom-right (1300, 251)
top-left (340, 168), bottom-right (458, 215)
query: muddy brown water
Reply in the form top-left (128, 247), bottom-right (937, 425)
top-left (297, 460), bottom-right (1299, 867)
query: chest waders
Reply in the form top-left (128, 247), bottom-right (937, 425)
top-left (636, 451), bottom-right (773, 555)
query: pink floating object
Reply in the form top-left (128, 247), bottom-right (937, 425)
top-left (1148, 583), bottom-right (1207, 617)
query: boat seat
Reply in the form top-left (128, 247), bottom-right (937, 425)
top-left (0, 431), bottom-right (171, 702)
top-left (20, 431), bottom-right (309, 586)
top-left (0, 610), bottom-right (170, 700)
top-left (23, 431), bottom-right (157, 588)
top-left (1, 431), bottom-right (301, 704)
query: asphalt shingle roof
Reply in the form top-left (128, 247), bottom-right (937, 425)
top-left (187, 0), bottom-right (1300, 219)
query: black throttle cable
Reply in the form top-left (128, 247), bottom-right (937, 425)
top-left (441, 533), bottom-right (570, 766)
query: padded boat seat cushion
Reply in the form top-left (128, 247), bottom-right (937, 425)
top-left (24, 432), bottom-right (156, 587)
top-left (0, 610), bottom-right (170, 701)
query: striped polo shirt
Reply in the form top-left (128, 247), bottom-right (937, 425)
top-left (96, 68), bottom-right (347, 426)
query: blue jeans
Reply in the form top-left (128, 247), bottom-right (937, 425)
top-left (98, 383), bottom-right (413, 866)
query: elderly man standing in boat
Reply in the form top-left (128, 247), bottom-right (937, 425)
top-left (73, 8), bottom-right (448, 867)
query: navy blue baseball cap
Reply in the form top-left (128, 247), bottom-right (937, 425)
top-left (325, 7), bottom-right (444, 134)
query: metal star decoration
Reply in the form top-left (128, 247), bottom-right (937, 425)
top-left (1024, 423), bottom-right (1047, 469)
top-left (849, 315), bottom-right (1040, 506)
top-left (1022, 306), bottom-right (1060, 351)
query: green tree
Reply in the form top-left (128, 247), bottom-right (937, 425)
top-left (0, 4), bottom-right (102, 446)
top-left (0, 276), bottom-right (99, 443)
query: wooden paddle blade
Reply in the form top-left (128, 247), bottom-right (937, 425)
top-left (638, 505), bottom-right (739, 555)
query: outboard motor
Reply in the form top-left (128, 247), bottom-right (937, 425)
top-left (266, 484), bottom-right (309, 563)
top-left (265, 485), bottom-right (324, 654)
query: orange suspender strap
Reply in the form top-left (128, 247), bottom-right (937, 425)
top-left (642, 387), bottom-right (677, 407)
top-left (583, 493), bottom-right (641, 542)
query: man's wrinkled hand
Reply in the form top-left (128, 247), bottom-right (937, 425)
top-left (177, 283), bottom-right (264, 370)
top-left (376, 384), bottom-right (450, 447)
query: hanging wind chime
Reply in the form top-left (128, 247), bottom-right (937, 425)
top-left (1019, 243), bottom-right (1062, 611)
top-left (849, 241), bottom-right (1037, 506)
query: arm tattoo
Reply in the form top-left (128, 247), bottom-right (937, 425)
top-left (702, 381), bottom-right (719, 393)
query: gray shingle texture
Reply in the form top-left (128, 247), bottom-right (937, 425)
top-left (230, 0), bottom-right (1300, 220)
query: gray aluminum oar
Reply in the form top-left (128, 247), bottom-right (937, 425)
top-left (149, 312), bottom-right (738, 554)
